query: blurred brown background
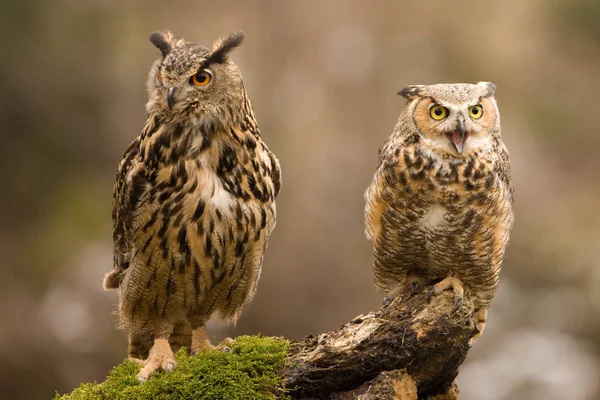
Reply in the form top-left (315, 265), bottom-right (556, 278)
top-left (1, 0), bottom-right (599, 399)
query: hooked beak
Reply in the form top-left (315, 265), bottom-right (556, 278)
top-left (445, 116), bottom-right (468, 153)
top-left (167, 87), bottom-right (176, 110)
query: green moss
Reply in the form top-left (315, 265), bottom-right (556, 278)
top-left (55, 336), bottom-right (290, 400)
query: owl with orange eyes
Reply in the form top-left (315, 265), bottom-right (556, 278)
top-left (365, 82), bottom-right (513, 342)
top-left (103, 30), bottom-right (281, 381)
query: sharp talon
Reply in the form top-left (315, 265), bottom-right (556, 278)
top-left (427, 288), bottom-right (436, 303)
top-left (137, 373), bottom-right (148, 383)
top-left (452, 297), bottom-right (463, 313)
top-left (411, 281), bottom-right (420, 294)
top-left (165, 362), bottom-right (175, 372)
top-left (383, 296), bottom-right (391, 306)
top-left (222, 346), bottom-right (232, 353)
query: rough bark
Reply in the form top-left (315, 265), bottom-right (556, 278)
top-left (283, 286), bottom-right (476, 399)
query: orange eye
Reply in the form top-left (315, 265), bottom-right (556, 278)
top-left (157, 71), bottom-right (163, 83)
top-left (190, 70), bottom-right (212, 86)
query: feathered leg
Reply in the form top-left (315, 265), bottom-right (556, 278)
top-left (135, 322), bottom-right (176, 382)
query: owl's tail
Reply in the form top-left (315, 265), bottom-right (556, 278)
top-left (103, 270), bottom-right (120, 290)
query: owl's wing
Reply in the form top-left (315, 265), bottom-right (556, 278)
top-left (269, 151), bottom-right (282, 198)
top-left (364, 137), bottom-right (400, 242)
top-left (104, 137), bottom-right (147, 290)
top-left (497, 142), bottom-right (514, 206)
top-left (209, 139), bottom-right (280, 323)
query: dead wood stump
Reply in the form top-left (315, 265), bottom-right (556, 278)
top-left (283, 286), bottom-right (476, 399)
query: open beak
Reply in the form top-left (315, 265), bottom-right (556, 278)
top-left (445, 116), bottom-right (467, 153)
top-left (167, 87), bottom-right (176, 110)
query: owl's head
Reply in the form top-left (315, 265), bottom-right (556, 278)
top-left (146, 30), bottom-right (246, 125)
top-left (398, 82), bottom-right (500, 157)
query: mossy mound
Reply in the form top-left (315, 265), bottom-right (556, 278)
top-left (55, 336), bottom-right (290, 400)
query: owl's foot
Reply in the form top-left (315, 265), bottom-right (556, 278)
top-left (408, 275), bottom-right (429, 295)
top-left (136, 338), bottom-right (176, 382)
top-left (383, 286), bottom-right (404, 306)
top-left (218, 337), bottom-right (236, 352)
top-left (383, 276), bottom-right (429, 306)
top-left (427, 276), bottom-right (464, 311)
top-left (190, 326), bottom-right (234, 355)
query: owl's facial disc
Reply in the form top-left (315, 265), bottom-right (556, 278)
top-left (165, 68), bottom-right (213, 110)
top-left (410, 85), bottom-right (498, 157)
top-left (148, 31), bottom-right (245, 115)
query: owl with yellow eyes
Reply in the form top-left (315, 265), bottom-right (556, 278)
top-left (364, 82), bottom-right (514, 342)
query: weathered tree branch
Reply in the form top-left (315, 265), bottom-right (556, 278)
top-left (283, 286), bottom-right (476, 399)
top-left (57, 285), bottom-right (477, 399)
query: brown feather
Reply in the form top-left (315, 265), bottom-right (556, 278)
top-left (365, 82), bottom-right (513, 342)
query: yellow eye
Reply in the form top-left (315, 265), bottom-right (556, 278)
top-left (190, 70), bottom-right (212, 87)
top-left (469, 104), bottom-right (483, 119)
top-left (430, 105), bottom-right (448, 120)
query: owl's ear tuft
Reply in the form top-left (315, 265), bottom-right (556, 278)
top-left (205, 31), bottom-right (245, 65)
top-left (149, 30), bottom-right (175, 58)
top-left (398, 85), bottom-right (424, 100)
top-left (477, 81), bottom-right (497, 97)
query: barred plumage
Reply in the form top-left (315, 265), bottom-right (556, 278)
top-left (103, 30), bottom-right (281, 381)
top-left (365, 82), bottom-right (513, 343)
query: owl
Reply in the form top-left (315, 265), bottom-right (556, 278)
top-left (364, 82), bottom-right (513, 342)
top-left (103, 30), bottom-right (281, 382)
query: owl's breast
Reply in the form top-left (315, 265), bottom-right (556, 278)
top-left (419, 204), bottom-right (448, 229)
top-left (196, 166), bottom-right (236, 212)
top-left (401, 148), bottom-right (498, 206)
